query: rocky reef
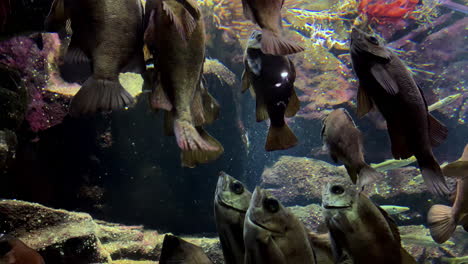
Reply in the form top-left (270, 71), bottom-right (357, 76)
top-left (1, 199), bottom-right (466, 263)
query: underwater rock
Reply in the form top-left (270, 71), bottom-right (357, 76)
top-left (0, 199), bottom-right (112, 263)
top-left (287, 203), bottom-right (324, 231)
top-left (260, 156), bottom-right (441, 208)
top-left (0, 199), bottom-right (224, 263)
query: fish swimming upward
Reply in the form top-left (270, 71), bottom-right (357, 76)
top-left (350, 27), bottom-right (449, 197)
top-left (45, 0), bottom-right (146, 116)
top-left (242, 30), bottom-right (300, 151)
top-left (0, 234), bottom-right (45, 264)
top-left (244, 187), bottom-right (316, 264)
top-left (214, 172), bottom-right (252, 264)
top-left (322, 180), bottom-right (417, 264)
top-left (321, 108), bottom-right (382, 187)
top-left (241, 0), bottom-right (304, 55)
top-left (145, 0), bottom-right (223, 167)
top-left (428, 144), bottom-right (468, 243)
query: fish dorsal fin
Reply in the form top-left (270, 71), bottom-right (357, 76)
top-left (241, 0), bottom-right (255, 22)
top-left (162, 1), bottom-right (197, 42)
top-left (176, 0), bottom-right (201, 20)
top-left (341, 108), bottom-right (357, 128)
top-left (428, 114), bottom-right (448, 147)
top-left (370, 63), bottom-right (399, 95)
top-left (416, 84), bottom-right (448, 147)
top-left (376, 203), bottom-right (401, 244)
top-left (356, 87), bottom-right (373, 118)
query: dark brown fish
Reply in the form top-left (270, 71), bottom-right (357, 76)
top-left (428, 144), bottom-right (468, 243)
top-left (0, 234), bottom-right (44, 264)
top-left (322, 181), bottom-right (417, 264)
top-left (241, 0), bottom-right (303, 55)
top-left (242, 30), bottom-right (300, 151)
top-left (321, 108), bottom-right (382, 187)
top-left (45, 0), bottom-right (145, 116)
top-left (159, 235), bottom-right (213, 264)
top-left (350, 27), bottom-right (449, 196)
top-left (145, 0), bottom-right (223, 167)
top-left (214, 172), bottom-right (252, 264)
top-left (243, 187), bottom-right (316, 264)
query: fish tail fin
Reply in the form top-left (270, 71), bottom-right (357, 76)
top-left (181, 127), bottom-right (224, 168)
top-left (174, 119), bottom-right (220, 152)
top-left (70, 76), bottom-right (134, 116)
top-left (419, 155), bottom-right (450, 197)
top-left (427, 204), bottom-right (456, 244)
top-left (357, 164), bottom-right (382, 187)
top-left (265, 124), bottom-right (298, 151)
top-left (261, 29), bottom-right (304, 55)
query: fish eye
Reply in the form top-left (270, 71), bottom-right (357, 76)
top-left (331, 185), bottom-right (345, 195)
top-left (263, 198), bottom-right (280, 213)
top-left (230, 181), bottom-right (244, 195)
top-left (368, 36), bottom-right (379, 45)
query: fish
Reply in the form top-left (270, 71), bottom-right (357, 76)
top-left (45, 0), bottom-right (146, 116)
top-left (321, 108), bottom-right (382, 186)
top-left (427, 144), bottom-right (468, 243)
top-left (214, 172), bottom-right (252, 264)
top-left (242, 30), bottom-right (300, 151)
top-left (321, 180), bottom-right (417, 264)
top-left (243, 187), bottom-right (316, 264)
top-left (428, 93), bottom-right (462, 112)
top-left (241, 0), bottom-right (304, 55)
top-left (371, 156), bottom-right (417, 172)
top-left (159, 235), bottom-right (213, 264)
top-left (0, 234), bottom-right (45, 264)
top-left (144, 0), bottom-right (223, 167)
top-left (350, 27), bottom-right (449, 197)
top-left (380, 205), bottom-right (410, 215)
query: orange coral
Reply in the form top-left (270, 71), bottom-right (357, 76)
top-left (359, 0), bottom-right (419, 23)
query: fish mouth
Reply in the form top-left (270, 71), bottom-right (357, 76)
top-left (248, 217), bottom-right (284, 235)
top-left (216, 195), bottom-right (247, 214)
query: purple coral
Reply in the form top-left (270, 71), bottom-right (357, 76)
top-left (0, 34), bottom-right (69, 133)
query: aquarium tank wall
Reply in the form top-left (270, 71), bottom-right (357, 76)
top-left (0, 0), bottom-right (467, 263)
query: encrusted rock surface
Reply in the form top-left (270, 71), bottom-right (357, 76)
top-left (260, 156), bottom-right (446, 208)
top-left (1, 199), bottom-right (466, 263)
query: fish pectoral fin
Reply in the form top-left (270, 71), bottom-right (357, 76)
top-left (162, 1), bottom-right (197, 42)
top-left (356, 86), bottom-right (373, 118)
top-left (64, 45), bottom-right (90, 65)
top-left (427, 204), bottom-right (457, 244)
top-left (181, 127), bottom-right (224, 168)
top-left (150, 80), bottom-right (173, 111)
top-left (201, 84), bottom-right (220, 125)
top-left (255, 96), bottom-right (269, 122)
top-left (241, 69), bottom-right (251, 93)
top-left (44, 0), bottom-right (68, 32)
top-left (400, 247), bottom-right (417, 264)
top-left (178, 0), bottom-right (201, 20)
top-left (428, 114), bottom-right (448, 147)
top-left (441, 160), bottom-right (468, 178)
top-left (370, 64), bottom-right (399, 95)
top-left (285, 88), bottom-right (300, 117)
